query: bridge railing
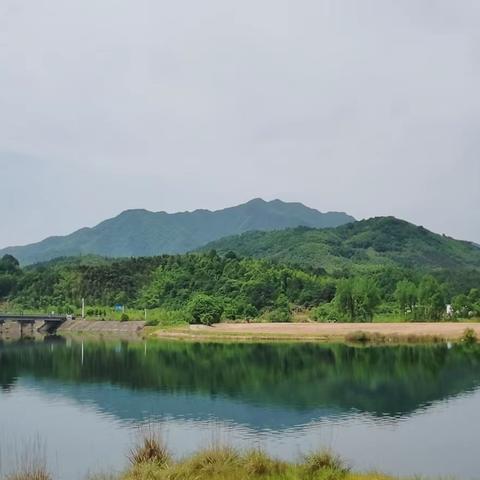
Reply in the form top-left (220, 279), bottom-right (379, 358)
top-left (0, 314), bottom-right (73, 322)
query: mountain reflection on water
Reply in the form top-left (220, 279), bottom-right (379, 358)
top-left (2, 338), bottom-right (480, 425)
top-left (2, 338), bottom-right (480, 480)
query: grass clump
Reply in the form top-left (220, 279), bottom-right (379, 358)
top-left (179, 445), bottom-right (241, 478)
top-left (243, 449), bottom-right (287, 476)
top-left (121, 441), bottom-right (353, 480)
top-left (128, 430), bottom-right (170, 468)
top-left (5, 436), bottom-right (52, 480)
top-left (302, 450), bottom-right (350, 478)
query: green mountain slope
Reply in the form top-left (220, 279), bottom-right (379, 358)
top-left (0, 199), bottom-right (354, 265)
top-left (202, 217), bottom-right (480, 272)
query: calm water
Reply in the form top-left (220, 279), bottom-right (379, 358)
top-left (1, 338), bottom-right (480, 479)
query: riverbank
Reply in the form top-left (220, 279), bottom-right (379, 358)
top-left (154, 321), bottom-right (480, 343)
top-left (2, 318), bottom-right (478, 344)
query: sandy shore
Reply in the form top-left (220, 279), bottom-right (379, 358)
top-left (155, 321), bottom-right (480, 342)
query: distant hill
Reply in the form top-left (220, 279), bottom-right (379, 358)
top-left (202, 217), bottom-right (480, 272)
top-left (0, 199), bottom-right (354, 265)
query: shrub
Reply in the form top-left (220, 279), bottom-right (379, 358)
top-left (266, 294), bottom-right (292, 322)
top-left (266, 308), bottom-right (292, 322)
top-left (145, 318), bottom-right (160, 327)
top-left (120, 313), bottom-right (129, 322)
top-left (311, 303), bottom-right (342, 322)
top-left (461, 328), bottom-right (477, 344)
top-left (344, 331), bottom-right (370, 343)
top-left (187, 294), bottom-right (223, 326)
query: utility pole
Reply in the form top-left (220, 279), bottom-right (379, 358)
top-left (144, 308), bottom-right (147, 321)
top-left (82, 298), bottom-right (85, 319)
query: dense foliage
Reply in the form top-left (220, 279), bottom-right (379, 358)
top-left (203, 217), bottom-right (480, 272)
top-left (0, 244), bottom-right (479, 323)
top-left (0, 252), bottom-right (335, 323)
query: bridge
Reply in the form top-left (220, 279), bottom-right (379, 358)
top-left (0, 314), bottom-right (72, 336)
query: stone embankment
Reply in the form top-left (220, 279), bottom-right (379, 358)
top-left (58, 319), bottom-right (145, 334)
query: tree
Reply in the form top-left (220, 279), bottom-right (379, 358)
top-left (187, 294), bottom-right (223, 325)
top-left (0, 275), bottom-right (16, 298)
top-left (267, 293), bottom-right (292, 322)
top-left (335, 277), bottom-right (381, 322)
top-left (353, 277), bottom-right (381, 322)
top-left (418, 276), bottom-right (445, 320)
top-left (335, 279), bottom-right (355, 321)
top-left (452, 294), bottom-right (470, 318)
top-left (394, 280), bottom-right (417, 315)
top-left (0, 255), bottom-right (20, 274)
top-left (469, 288), bottom-right (480, 306)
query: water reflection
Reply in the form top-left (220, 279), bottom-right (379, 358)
top-left (2, 340), bottom-right (480, 420)
top-left (1, 339), bottom-right (480, 479)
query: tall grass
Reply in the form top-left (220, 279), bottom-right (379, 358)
top-left (3, 437), bottom-right (51, 480)
top-left (128, 429), bottom-right (170, 468)
top-left (123, 434), bottom-right (351, 480)
top-left (8, 434), bottom-right (417, 480)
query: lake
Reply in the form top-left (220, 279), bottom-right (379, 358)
top-left (1, 337), bottom-right (479, 479)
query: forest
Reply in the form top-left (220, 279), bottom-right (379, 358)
top-left (0, 249), bottom-right (479, 325)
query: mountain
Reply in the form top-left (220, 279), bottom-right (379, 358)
top-left (202, 217), bottom-right (480, 272)
top-left (0, 199), bottom-right (354, 265)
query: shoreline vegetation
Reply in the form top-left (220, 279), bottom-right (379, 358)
top-left (0, 247), bottom-right (479, 346)
top-left (1, 246), bottom-right (480, 330)
top-left (1, 433), bottom-right (423, 480)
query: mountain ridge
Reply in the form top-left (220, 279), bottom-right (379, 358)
top-left (201, 216), bottom-right (480, 272)
top-left (0, 198), bottom-right (355, 265)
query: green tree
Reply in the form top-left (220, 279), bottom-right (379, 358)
top-left (0, 254), bottom-right (20, 274)
top-left (187, 294), bottom-right (224, 325)
top-left (0, 274), bottom-right (16, 298)
top-left (335, 279), bottom-right (355, 321)
top-left (418, 276), bottom-right (445, 320)
top-left (267, 293), bottom-right (292, 322)
top-left (394, 280), bottom-right (417, 315)
top-left (353, 277), bottom-right (381, 322)
top-left (452, 293), bottom-right (470, 318)
top-left (335, 277), bottom-right (380, 322)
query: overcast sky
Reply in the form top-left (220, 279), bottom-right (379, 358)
top-left (1, 0), bottom-right (479, 248)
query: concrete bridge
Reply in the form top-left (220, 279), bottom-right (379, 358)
top-left (0, 314), bottom-right (72, 336)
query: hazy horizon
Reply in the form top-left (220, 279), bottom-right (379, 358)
top-left (1, 1), bottom-right (479, 247)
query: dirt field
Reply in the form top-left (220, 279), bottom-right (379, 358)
top-left (156, 321), bottom-right (480, 342)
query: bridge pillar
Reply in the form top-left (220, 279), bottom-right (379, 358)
top-left (18, 320), bottom-right (35, 338)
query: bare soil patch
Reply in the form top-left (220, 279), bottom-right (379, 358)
top-left (156, 322), bottom-right (480, 342)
